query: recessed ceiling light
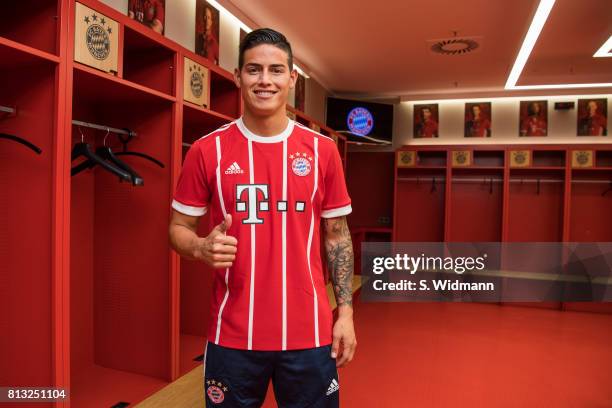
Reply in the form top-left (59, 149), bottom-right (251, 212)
top-left (506, 0), bottom-right (611, 90)
top-left (593, 35), bottom-right (612, 58)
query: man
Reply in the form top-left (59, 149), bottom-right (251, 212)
top-left (169, 28), bottom-right (356, 407)
top-left (415, 106), bottom-right (438, 137)
top-left (578, 100), bottom-right (607, 136)
top-left (465, 104), bottom-right (491, 137)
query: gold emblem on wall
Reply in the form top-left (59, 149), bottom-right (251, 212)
top-left (74, 2), bottom-right (119, 74)
top-left (510, 150), bottom-right (531, 167)
top-left (183, 57), bottom-right (210, 107)
top-left (397, 151), bottom-right (416, 167)
top-left (452, 150), bottom-right (472, 167)
top-left (571, 150), bottom-right (594, 168)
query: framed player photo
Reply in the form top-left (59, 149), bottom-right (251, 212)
top-left (577, 99), bottom-right (607, 136)
top-left (128, 0), bottom-right (165, 34)
top-left (413, 104), bottom-right (439, 138)
top-left (295, 74), bottom-right (306, 112)
top-left (464, 102), bottom-right (491, 137)
top-left (519, 100), bottom-right (547, 137)
top-left (195, 0), bottom-right (220, 65)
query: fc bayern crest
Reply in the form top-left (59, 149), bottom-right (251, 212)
top-left (189, 65), bottom-right (204, 98)
top-left (455, 152), bottom-right (467, 164)
top-left (84, 14), bottom-right (111, 60)
top-left (514, 152), bottom-right (526, 164)
top-left (347, 107), bottom-right (374, 136)
top-left (289, 152), bottom-right (313, 176)
top-left (576, 151), bottom-right (589, 165)
top-left (207, 385), bottom-right (225, 403)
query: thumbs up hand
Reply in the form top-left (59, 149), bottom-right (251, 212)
top-left (194, 214), bottom-right (238, 269)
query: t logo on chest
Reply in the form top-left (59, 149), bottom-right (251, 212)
top-left (235, 184), bottom-right (306, 225)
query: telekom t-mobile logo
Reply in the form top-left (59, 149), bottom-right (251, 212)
top-left (236, 184), bottom-right (306, 224)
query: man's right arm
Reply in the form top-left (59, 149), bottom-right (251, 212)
top-left (169, 211), bottom-right (237, 269)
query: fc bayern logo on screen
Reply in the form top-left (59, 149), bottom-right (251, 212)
top-left (347, 107), bottom-right (374, 136)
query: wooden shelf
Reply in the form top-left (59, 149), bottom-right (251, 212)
top-left (0, 36), bottom-right (60, 69)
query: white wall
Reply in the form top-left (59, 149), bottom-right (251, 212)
top-left (98, 0), bottom-right (328, 112)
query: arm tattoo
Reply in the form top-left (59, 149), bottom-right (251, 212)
top-left (324, 217), bottom-right (354, 307)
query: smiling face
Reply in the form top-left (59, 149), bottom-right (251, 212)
top-left (234, 44), bottom-right (297, 118)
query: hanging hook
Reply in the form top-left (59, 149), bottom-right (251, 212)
top-left (489, 177), bottom-right (494, 194)
top-left (78, 126), bottom-right (85, 143)
top-left (430, 177), bottom-right (437, 193)
top-left (537, 178), bottom-right (541, 195)
top-left (103, 127), bottom-right (110, 146)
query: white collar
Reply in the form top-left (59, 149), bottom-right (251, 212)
top-left (236, 117), bottom-right (294, 143)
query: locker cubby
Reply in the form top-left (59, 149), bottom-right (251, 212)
top-left (179, 216), bottom-right (214, 376)
top-left (0, 0), bottom-right (59, 55)
top-left (473, 150), bottom-right (504, 167)
top-left (507, 168), bottom-right (565, 242)
top-left (182, 103), bottom-right (233, 144)
top-left (449, 169), bottom-right (503, 241)
top-left (532, 150), bottom-right (565, 168)
top-left (416, 150), bottom-right (447, 167)
top-left (0, 52), bottom-right (57, 402)
top-left (595, 150), bottom-right (612, 167)
top-left (178, 107), bottom-right (233, 375)
top-left (394, 168), bottom-right (446, 242)
top-left (123, 25), bottom-right (176, 96)
top-left (565, 167), bottom-right (612, 313)
top-left (209, 70), bottom-right (240, 118)
top-left (70, 70), bottom-right (173, 407)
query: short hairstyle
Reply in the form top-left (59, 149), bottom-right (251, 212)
top-left (238, 28), bottom-right (293, 70)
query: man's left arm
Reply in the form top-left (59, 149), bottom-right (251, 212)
top-left (324, 216), bottom-right (356, 367)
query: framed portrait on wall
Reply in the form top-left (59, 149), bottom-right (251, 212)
top-left (519, 100), bottom-right (547, 137)
top-left (295, 74), bottom-right (306, 112)
top-left (464, 102), bottom-right (491, 137)
top-left (195, 0), bottom-right (220, 65)
top-left (577, 99), bottom-right (607, 136)
top-left (413, 104), bottom-right (439, 138)
top-left (128, 0), bottom-right (165, 34)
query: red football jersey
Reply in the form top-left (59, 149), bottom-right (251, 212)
top-left (172, 118), bottom-right (352, 351)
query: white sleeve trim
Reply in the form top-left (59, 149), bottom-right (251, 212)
top-left (321, 204), bottom-right (352, 218)
top-left (172, 199), bottom-right (207, 216)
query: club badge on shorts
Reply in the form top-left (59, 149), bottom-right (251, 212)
top-left (290, 152), bottom-right (313, 176)
top-left (206, 379), bottom-right (228, 404)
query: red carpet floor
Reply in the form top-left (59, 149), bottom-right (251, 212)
top-left (264, 298), bottom-right (612, 407)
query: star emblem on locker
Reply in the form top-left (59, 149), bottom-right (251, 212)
top-left (289, 151), bottom-right (313, 176)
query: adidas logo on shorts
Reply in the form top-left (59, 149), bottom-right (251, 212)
top-left (225, 162), bottom-right (244, 174)
top-left (326, 378), bottom-right (339, 396)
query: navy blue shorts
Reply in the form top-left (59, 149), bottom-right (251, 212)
top-left (203, 342), bottom-right (340, 407)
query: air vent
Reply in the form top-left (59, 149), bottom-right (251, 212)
top-left (428, 37), bottom-right (481, 55)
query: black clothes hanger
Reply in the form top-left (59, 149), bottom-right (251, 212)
top-left (113, 130), bottom-right (165, 169)
top-left (72, 129), bottom-right (144, 185)
top-left (71, 141), bottom-right (132, 181)
top-left (0, 133), bottom-right (42, 154)
top-left (96, 145), bottom-right (144, 186)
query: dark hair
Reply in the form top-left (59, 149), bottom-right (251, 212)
top-left (527, 101), bottom-right (541, 117)
top-left (239, 28), bottom-right (293, 70)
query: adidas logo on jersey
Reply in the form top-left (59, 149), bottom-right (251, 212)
top-left (326, 379), bottom-right (339, 396)
top-left (225, 162), bottom-right (244, 174)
